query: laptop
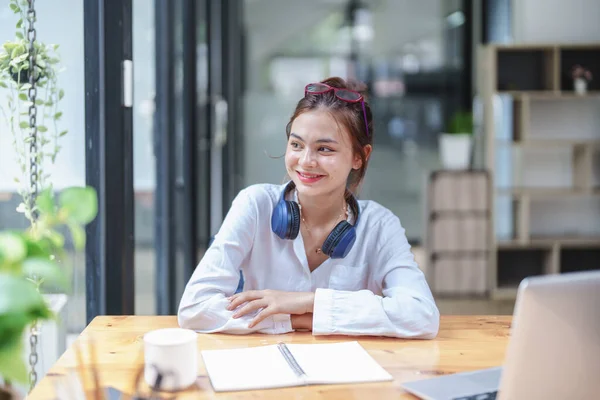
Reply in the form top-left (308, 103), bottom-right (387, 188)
top-left (402, 270), bottom-right (600, 400)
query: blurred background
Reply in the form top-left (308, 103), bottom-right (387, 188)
top-left (1, 0), bottom-right (599, 376)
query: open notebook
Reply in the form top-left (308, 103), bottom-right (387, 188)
top-left (201, 341), bottom-right (393, 392)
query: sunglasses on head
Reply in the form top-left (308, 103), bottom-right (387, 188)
top-left (304, 82), bottom-right (369, 137)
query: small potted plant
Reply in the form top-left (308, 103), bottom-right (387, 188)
top-left (571, 65), bottom-right (592, 95)
top-left (0, 187), bottom-right (97, 398)
top-left (439, 111), bottom-right (473, 170)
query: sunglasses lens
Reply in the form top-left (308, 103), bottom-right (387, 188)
top-left (306, 83), bottom-right (330, 93)
top-left (336, 89), bottom-right (361, 101)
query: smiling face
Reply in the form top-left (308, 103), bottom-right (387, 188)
top-left (285, 109), bottom-right (363, 198)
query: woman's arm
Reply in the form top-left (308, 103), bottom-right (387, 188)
top-left (311, 215), bottom-right (440, 339)
top-left (177, 187), bottom-right (293, 335)
top-left (292, 313), bottom-right (314, 330)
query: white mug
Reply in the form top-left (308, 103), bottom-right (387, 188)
top-left (143, 328), bottom-right (198, 391)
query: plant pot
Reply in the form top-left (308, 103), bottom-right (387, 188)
top-left (574, 78), bottom-right (588, 95)
top-left (439, 133), bottom-right (472, 170)
top-left (9, 65), bottom-right (44, 85)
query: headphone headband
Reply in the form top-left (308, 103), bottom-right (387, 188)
top-left (282, 181), bottom-right (360, 226)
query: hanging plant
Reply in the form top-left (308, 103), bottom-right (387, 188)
top-left (0, 0), bottom-right (67, 225)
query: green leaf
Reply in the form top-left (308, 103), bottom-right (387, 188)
top-left (22, 257), bottom-right (68, 291)
top-left (35, 98), bottom-right (45, 105)
top-left (19, 121), bottom-right (28, 128)
top-left (59, 187), bottom-right (98, 225)
top-left (36, 189), bottom-right (55, 216)
top-left (23, 236), bottom-right (51, 258)
top-left (0, 342), bottom-right (28, 383)
top-left (0, 81), bottom-right (7, 88)
top-left (3, 42), bottom-right (18, 53)
top-left (0, 232), bottom-right (27, 265)
top-left (447, 111), bottom-right (473, 135)
top-left (59, 130), bottom-right (68, 137)
top-left (0, 273), bottom-right (53, 383)
top-left (9, 3), bottom-right (19, 12)
top-left (0, 273), bottom-right (52, 317)
top-left (16, 18), bottom-right (23, 29)
top-left (68, 223), bottom-right (86, 250)
top-left (58, 89), bottom-right (64, 100)
top-left (54, 111), bottom-right (62, 120)
top-left (18, 92), bottom-right (27, 101)
top-left (46, 229), bottom-right (65, 249)
top-left (37, 125), bottom-right (48, 132)
top-left (15, 32), bottom-right (24, 40)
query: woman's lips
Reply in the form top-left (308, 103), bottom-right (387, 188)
top-left (297, 171), bottom-right (325, 184)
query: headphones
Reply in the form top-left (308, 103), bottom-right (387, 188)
top-left (271, 181), bottom-right (360, 259)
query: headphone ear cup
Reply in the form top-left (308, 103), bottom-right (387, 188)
top-left (271, 199), bottom-right (301, 240)
top-left (321, 221), bottom-right (356, 259)
top-left (271, 200), bottom-right (288, 239)
top-left (287, 200), bottom-right (300, 239)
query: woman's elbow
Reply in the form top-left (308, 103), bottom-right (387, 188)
top-left (177, 305), bottom-right (198, 330)
top-left (391, 300), bottom-right (440, 339)
top-left (416, 303), bottom-right (440, 339)
top-left (177, 295), bottom-right (214, 331)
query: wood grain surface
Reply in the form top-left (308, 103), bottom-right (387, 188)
top-left (28, 315), bottom-right (512, 399)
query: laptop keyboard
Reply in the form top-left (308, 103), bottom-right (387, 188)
top-left (453, 391), bottom-right (498, 400)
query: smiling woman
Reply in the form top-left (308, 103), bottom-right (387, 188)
top-left (177, 77), bottom-right (440, 339)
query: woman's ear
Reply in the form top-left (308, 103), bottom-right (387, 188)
top-left (353, 145), bottom-right (372, 169)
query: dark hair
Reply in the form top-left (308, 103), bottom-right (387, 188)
top-left (285, 77), bottom-right (374, 194)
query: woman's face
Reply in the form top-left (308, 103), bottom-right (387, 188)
top-left (285, 109), bottom-right (362, 198)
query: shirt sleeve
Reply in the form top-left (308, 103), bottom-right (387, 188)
top-left (177, 187), bottom-right (293, 335)
top-left (312, 215), bottom-right (440, 339)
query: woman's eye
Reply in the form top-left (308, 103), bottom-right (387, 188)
top-left (319, 147), bottom-right (333, 152)
top-left (290, 141), bottom-right (301, 149)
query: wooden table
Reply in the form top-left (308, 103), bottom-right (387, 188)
top-left (28, 315), bottom-right (512, 399)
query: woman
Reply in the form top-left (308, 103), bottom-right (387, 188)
top-left (178, 77), bottom-right (439, 338)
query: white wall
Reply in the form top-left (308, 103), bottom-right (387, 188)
top-left (513, 0), bottom-right (600, 43)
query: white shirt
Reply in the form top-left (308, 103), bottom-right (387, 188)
top-left (177, 183), bottom-right (440, 339)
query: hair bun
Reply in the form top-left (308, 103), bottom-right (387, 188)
top-left (320, 76), bottom-right (369, 100)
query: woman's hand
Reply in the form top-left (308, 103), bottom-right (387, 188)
top-left (226, 290), bottom-right (315, 328)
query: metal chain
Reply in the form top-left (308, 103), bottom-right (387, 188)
top-left (26, 0), bottom-right (39, 392)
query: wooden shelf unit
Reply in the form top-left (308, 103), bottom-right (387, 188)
top-left (478, 43), bottom-right (600, 299)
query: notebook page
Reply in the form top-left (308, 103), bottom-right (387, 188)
top-left (201, 345), bottom-right (302, 392)
top-left (287, 341), bottom-right (393, 385)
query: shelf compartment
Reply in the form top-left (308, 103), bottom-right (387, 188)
top-left (559, 48), bottom-right (600, 92)
top-left (497, 48), bottom-right (557, 92)
top-left (560, 247), bottom-right (600, 273)
top-left (496, 248), bottom-right (550, 289)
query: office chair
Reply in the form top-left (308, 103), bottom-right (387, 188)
top-left (208, 236), bottom-right (244, 294)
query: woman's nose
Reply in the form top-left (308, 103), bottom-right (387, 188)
top-left (299, 149), bottom-right (317, 167)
